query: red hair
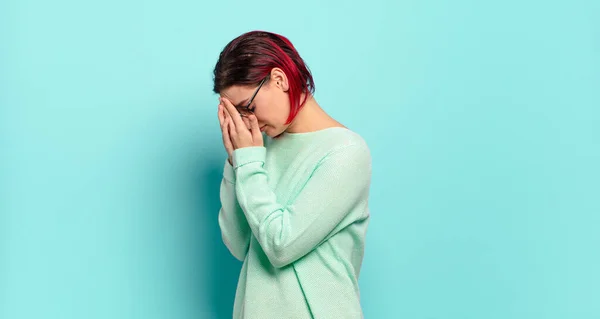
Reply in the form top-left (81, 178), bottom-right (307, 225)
top-left (213, 31), bottom-right (315, 124)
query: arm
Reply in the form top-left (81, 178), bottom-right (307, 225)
top-left (232, 142), bottom-right (372, 268)
top-left (217, 158), bottom-right (251, 262)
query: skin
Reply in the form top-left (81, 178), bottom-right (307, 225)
top-left (217, 67), bottom-right (346, 164)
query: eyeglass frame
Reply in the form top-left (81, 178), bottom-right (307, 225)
top-left (236, 75), bottom-right (269, 118)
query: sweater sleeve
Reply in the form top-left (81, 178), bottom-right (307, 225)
top-left (217, 159), bottom-right (251, 262)
top-left (232, 143), bottom-right (372, 268)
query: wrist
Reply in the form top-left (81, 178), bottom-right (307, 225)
top-left (232, 146), bottom-right (266, 169)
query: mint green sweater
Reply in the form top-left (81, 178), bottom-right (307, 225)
top-left (218, 127), bottom-right (372, 319)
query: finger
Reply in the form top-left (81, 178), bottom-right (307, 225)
top-left (222, 106), bottom-right (231, 126)
top-left (242, 116), bottom-right (251, 130)
top-left (220, 97), bottom-right (245, 132)
top-left (218, 104), bottom-right (224, 125)
top-left (222, 118), bottom-right (234, 151)
top-left (221, 101), bottom-right (235, 131)
top-left (227, 114), bottom-right (237, 140)
top-left (249, 114), bottom-right (263, 144)
top-left (220, 107), bottom-right (229, 131)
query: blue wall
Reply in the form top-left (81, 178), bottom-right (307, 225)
top-left (1, 0), bottom-right (599, 318)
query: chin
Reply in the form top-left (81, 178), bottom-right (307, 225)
top-left (264, 127), bottom-right (282, 138)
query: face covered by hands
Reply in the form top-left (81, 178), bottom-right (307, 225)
top-left (217, 96), bottom-right (264, 164)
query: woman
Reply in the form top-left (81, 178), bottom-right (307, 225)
top-left (213, 30), bottom-right (372, 319)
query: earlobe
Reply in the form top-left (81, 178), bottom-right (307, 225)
top-left (277, 81), bottom-right (288, 92)
top-left (278, 80), bottom-right (289, 92)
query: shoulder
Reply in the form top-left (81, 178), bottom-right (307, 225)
top-left (264, 127), bottom-right (371, 168)
top-left (315, 128), bottom-right (372, 185)
top-left (320, 127), bottom-right (371, 156)
top-left (314, 128), bottom-right (372, 173)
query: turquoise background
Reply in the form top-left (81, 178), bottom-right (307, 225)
top-left (1, 0), bottom-right (599, 318)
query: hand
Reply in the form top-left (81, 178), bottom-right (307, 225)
top-left (219, 97), bottom-right (264, 150)
top-left (218, 99), bottom-right (255, 164)
top-left (217, 101), bottom-right (234, 164)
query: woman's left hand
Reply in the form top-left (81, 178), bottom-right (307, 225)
top-left (219, 97), bottom-right (264, 150)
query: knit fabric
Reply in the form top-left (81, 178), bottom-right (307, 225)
top-left (218, 127), bottom-right (372, 319)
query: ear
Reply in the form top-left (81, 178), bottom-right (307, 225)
top-left (270, 67), bottom-right (289, 92)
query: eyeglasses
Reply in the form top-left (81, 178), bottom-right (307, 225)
top-left (237, 76), bottom-right (268, 118)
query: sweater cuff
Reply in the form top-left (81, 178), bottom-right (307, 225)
top-left (232, 146), bottom-right (266, 169)
top-left (223, 158), bottom-right (235, 183)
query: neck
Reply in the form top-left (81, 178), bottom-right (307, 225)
top-left (285, 94), bottom-right (342, 134)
